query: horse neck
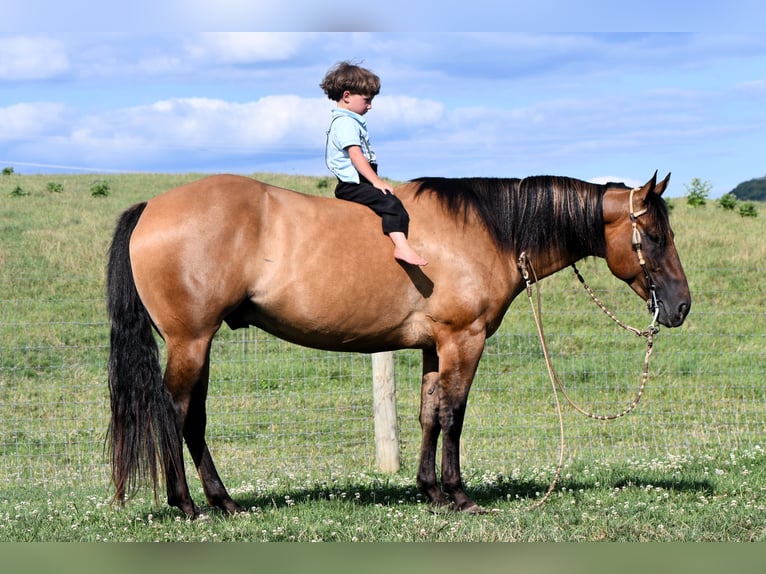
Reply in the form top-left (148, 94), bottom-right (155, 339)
top-left (518, 247), bottom-right (592, 283)
top-left (512, 179), bottom-right (605, 277)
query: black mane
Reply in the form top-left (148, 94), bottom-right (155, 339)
top-left (412, 176), bottom-right (607, 258)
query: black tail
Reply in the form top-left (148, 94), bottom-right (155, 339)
top-left (106, 202), bottom-right (181, 503)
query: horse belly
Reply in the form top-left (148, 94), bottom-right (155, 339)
top-left (233, 242), bottom-right (432, 352)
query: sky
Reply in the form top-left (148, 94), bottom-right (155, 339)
top-left (1, 29), bottom-right (764, 197)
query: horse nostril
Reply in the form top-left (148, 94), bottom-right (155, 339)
top-left (679, 301), bottom-right (690, 318)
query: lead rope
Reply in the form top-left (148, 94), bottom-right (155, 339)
top-left (519, 252), bottom-right (659, 510)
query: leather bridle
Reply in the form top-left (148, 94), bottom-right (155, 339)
top-left (629, 185), bottom-right (660, 329)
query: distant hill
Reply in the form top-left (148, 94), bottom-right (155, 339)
top-left (731, 176), bottom-right (766, 201)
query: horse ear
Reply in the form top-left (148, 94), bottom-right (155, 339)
top-left (631, 171), bottom-right (657, 206)
top-left (646, 170), bottom-right (658, 191)
top-left (653, 172), bottom-right (671, 197)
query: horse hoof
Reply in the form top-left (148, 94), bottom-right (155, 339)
top-left (177, 504), bottom-right (202, 520)
top-left (424, 494), bottom-right (452, 514)
top-left (459, 503), bottom-right (485, 514)
top-left (222, 501), bottom-right (246, 515)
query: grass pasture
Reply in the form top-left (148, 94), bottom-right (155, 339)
top-left (1, 170), bottom-right (765, 541)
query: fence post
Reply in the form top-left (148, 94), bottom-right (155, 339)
top-left (371, 351), bottom-right (400, 473)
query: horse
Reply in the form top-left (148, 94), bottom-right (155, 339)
top-left (106, 171), bottom-right (690, 518)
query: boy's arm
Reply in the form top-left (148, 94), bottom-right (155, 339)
top-left (347, 145), bottom-right (392, 194)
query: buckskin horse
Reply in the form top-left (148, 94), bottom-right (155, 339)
top-left (106, 171), bottom-right (690, 518)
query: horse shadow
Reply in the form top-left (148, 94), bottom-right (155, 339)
top-left (246, 473), bottom-right (714, 511)
top-left (400, 263), bottom-right (434, 298)
top-left (148, 472), bottom-right (715, 520)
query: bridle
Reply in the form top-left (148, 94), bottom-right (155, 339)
top-left (629, 185), bottom-right (660, 329)
top-left (567, 185), bottom-right (661, 338)
top-left (518, 184), bottom-right (662, 509)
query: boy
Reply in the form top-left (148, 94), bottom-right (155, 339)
top-left (321, 61), bottom-right (427, 266)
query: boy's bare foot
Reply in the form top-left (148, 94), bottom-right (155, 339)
top-left (389, 231), bottom-right (428, 266)
top-left (394, 246), bottom-right (428, 266)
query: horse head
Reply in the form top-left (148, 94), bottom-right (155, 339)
top-left (602, 172), bottom-right (691, 328)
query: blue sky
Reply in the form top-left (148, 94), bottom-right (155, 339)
top-left (1, 30), bottom-right (764, 197)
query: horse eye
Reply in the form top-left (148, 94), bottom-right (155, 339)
top-left (646, 231), bottom-right (666, 249)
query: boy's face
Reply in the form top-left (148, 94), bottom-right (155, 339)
top-left (339, 91), bottom-right (374, 116)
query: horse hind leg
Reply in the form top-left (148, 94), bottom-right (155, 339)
top-left (162, 335), bottom-right (241, 517)
top-left (182, 347), bottom-right (244, 515)
top-left (160, 338), bottom-right (208, 518)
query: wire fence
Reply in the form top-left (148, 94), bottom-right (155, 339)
top-left (1, 264), bottom-right (764, 495)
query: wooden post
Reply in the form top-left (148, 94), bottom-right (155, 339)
top-left (371, 351), bottom-right (400, 473)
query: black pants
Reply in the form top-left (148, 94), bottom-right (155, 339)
top-left (335, 176), bottom-right (410, 237)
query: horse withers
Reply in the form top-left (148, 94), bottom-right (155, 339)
top-left (106, 172), bottom-right (690, 518)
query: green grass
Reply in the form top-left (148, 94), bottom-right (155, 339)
top-left (1, 171), bottom-right (765, 541)
top-left (3, 447), bottom-right (766, 541)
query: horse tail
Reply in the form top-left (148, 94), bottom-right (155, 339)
top-left (106, 202), bottom-right (180, 504)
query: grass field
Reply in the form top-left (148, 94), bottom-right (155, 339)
top-left (1, 170), bottom-right (765, 541)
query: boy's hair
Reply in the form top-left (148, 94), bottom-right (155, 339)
top-left (320, 61), bottom-right (381, 101)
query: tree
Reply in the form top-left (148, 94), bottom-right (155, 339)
top-left (685, 178), bottom-right (712, 207)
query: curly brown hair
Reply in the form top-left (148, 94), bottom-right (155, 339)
top-left (320, 61), bottom-right (381, 101)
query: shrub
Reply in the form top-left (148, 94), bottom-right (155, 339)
top-left (316, 177), bottom-right (329, 189)
top-left (90, 180), bottom-right (111, 197)
top-left (685, 178), bottom-right (712, 207)
top-left (717, 192), bottom-right (738, 211)
top-left (2, 166), bottom-right (14, 176)
top-left (47, 182), bottom-right (64, 193)
top-left (9, 185), bottom-right (27, 197)
top-left (739, 202), bottom-right (758, 218)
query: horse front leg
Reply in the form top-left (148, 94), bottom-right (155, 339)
top-left (437, 333), bottom-right (485, 513)
top-left (416, 349), bottom-right (449, 507)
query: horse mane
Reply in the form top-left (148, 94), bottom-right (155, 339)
top-left (412, 176), bottom-right (608, 257)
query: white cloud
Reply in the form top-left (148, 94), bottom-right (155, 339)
top-left (41, 93), bottom-right (450, 159)
top-left (374, 96), bottom-right (446, 142)
top-left (0, 92), bottom-right (448, 172)
top-left (373, 96), bottom-right (445, 132)
top-left (0, 103), bottom-right (69, 138)
top-left (0, 36), bottom-right (69, 80)
top-left (133, 55), bottom-right (185, 76)
top-left (185, 33), bottom-right (309, 64)
top-left (66, 95), bottom-right (330, 156)
top-left (736, 77), bottom-right (766, 95)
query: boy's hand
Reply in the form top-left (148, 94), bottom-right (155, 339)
top-left (347, 145), bottom-right (391, 192)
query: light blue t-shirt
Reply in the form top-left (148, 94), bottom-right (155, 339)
top-left (325, 108), bottom-right (377, 184)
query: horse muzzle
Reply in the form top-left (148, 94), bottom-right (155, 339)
top-left (656, 295), bottom-right (691, 328)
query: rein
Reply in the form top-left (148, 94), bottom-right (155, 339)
top-left (518, 186), bottom-right (660, 510)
